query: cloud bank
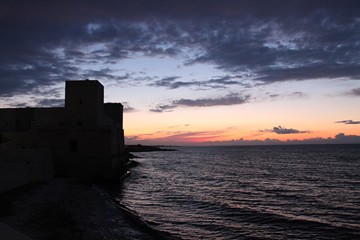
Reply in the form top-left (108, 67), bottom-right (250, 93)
top-left (1, 0), bottom-right (360, 97)
top-left (260, 126), bottom-right (310, 134)
top-left (150, 94), bottom-right (250, 112)
top-left (126, 132), bottom-right (360, 146)
top-left (336, 120), bottom-right (360, 125)
top-left (149, 75), bottom-right (249, 90)
top-left (351, 88), bottom-right (360, 96)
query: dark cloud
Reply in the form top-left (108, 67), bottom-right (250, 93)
top-left (150, 94), bottom-right (250, 112)
top-left (213, 133), bottom-right (360, 145)
top-left (83, 69), bottom-right (130, 82)
top-left (150, 104), bottom-right (177, 113)
top-left (121, 102), bottom-right (136, 112)
top-left (260, 126), bottom-right (310, 134)
top-left (351, 88), bottom-right (360, 96)
top-left (335, 120), bottom-right (360, 125)
top-left (255, 64), bottom-right (360, 83)
top-left (333, 133), bottom-right (360, 143)
top-left (150, 75), bottom-right (249, 90)
top-left (265, 91), bottom-right (305, 100)
top-left (104, 101), bottom-right (135, 112)
top-left (36, 99), bottom-right (64, 107)
top-left (149, 76), bottom-right (191, 89)
top-left (207, 76), bottom-right (242, 87)
top-left (291, 92), bottom-right (305, 97)
top-left (268, 93), bottom-right (280, 98)
top-left (1, 0), bottom-right (360, 96)
top-left (0, 55), bottom-right (78, 97)
top-left (7, 102), bottom-right (30, 108)
top-left (174, 94), bottom-right (249, 107)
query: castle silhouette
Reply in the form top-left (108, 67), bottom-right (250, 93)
top-left (0, 80), bottom-right (126, 189)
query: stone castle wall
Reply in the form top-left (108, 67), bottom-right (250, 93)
top-left (0, 149), bottom-right (53, 193)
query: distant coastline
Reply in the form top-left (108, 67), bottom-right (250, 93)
top-left (126, 144), bottom-right (176, 152)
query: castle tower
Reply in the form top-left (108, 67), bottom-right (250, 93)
top-left (65, 80), bottom-right (104, 126)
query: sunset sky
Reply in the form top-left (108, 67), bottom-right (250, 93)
top-left (1, 0), bottom-right (360, 145)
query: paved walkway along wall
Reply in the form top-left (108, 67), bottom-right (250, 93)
top-left (0, 221), bottom-right (32, 240)
top-left (0, 149), bottom-right (53, 193)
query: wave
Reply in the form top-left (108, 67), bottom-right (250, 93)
top-left (120, 145), bottom-right (360, 239)
top-left (110, 197), bottom-right (180, 240)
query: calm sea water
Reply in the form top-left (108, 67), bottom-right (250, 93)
top-left (119, 145), bottom-right (360, 239)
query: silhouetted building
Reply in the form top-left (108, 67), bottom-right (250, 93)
top-left (0, 80), bottom-right (125, 180)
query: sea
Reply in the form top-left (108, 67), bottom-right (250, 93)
top-left (117, 144), bottom-right (360, 240)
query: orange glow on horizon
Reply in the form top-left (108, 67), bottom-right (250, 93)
top-left (123, 95), bottom-right (360, 145)
top-left (125, 124), bottom-right (360, 145)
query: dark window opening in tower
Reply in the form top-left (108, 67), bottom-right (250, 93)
top-left (69, 139), bottom-right (78, 152)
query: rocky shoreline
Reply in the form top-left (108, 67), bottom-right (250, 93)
top-left (0, 145), bottom-right (178, 240)
top-left (0, 179), bottom-right (175, 240)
